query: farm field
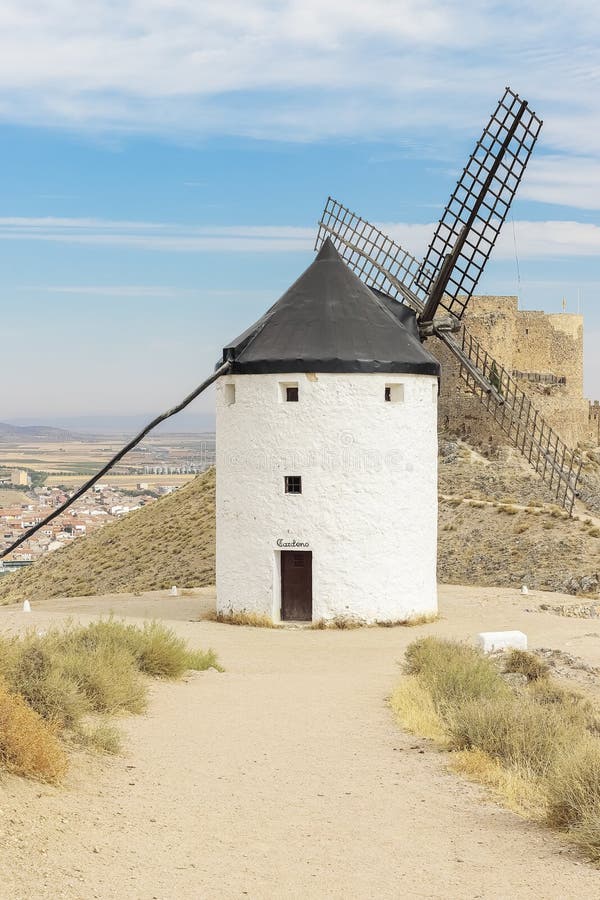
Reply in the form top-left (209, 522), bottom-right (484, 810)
top-left (0, 433), bottom-right (214, 485)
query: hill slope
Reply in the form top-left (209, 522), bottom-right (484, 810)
top-left (1, 449), bottom-right (599, 605)
top-left (0, 422), bottom-right (83, 441)
top-left (0, 469), bottom-right (215, 604)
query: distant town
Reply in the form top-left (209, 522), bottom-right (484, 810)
top-left (0, 431), bottom-right (215, 572)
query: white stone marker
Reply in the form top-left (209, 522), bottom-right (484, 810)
top-left (170, 586), bottom-right (178, 596)
top-left (22, 599), bottom-right (31, 613)
top-left (477, 630), bottom-right (527, 653)
top-left (520, 585), bottom-right (529, 595)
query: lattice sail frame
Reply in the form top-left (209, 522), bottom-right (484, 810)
top-left (315, 197), bottom-right (427, 311)
top-left (316, 198), bottom-right (583, 514)
top-left (418, 87), bottom-right (542, 320)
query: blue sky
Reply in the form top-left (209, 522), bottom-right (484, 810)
top-left (3, 0), bottom-right (600, 421)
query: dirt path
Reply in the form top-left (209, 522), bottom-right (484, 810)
top-left (1, 585), bottom-right (600, 899)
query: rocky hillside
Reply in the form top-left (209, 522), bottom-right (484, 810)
top-left (1, 446), bottom-right (599, 605)
top-left (438, 439), bottom-right (600, 594)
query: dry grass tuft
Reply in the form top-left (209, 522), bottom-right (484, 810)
top-left (447, 694), bottom-right (576, 777)
top-left (547, 739), bottom-right (600, 831)
top-left (0, 618), bottom-right (221, 781)
top-left (451, 748), bottom-right (546, 820)
top-left (403, 637), bottom-right (508, 712)
top-left (375, 613), bottom-right (439, 628)
top-left (390, 676), bottom-right (446, 743)
top-left (0, 680), bottom-right (67, 782)
top-left (504, 649), bottom-right (549, 682)
top-left (73, 721), bottom-right (122, 755)
top-left (211, 610), bottom-right (280, 628)
top-left (393, 636), bottom-right (600, 864)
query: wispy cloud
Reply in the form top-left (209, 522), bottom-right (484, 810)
top-left (521, 156), bottom-right (600, 210)
top-left (0, 218), bottom-right (314, 252)
top-left (0, 0), bottom-right (597, 158)
top-left (25, 284), bottom-right (272, 299)
top-left (1, 215), bottom-right (599, 260)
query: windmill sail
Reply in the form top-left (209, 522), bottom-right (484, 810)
top-left (418, 88), bottom-right (542, 323)
top-left (316, 197), bottom-right (426, 312)
top-left (316, 198), bottom-right (582, 514)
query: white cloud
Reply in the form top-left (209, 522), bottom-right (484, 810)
top-left (0, 0), bottom-right (596, 157)
top-left (520, 156), bottom-right (600, 210)
top-left (1, 214), bottom-right (599, 260)
top-left (0, 218), bottom-right (314, 252)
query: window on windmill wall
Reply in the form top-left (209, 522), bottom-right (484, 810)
top-left (280, 382), bottom-right (299, 402)
top-left (224, 384), bottom-right (236, 406)
top-left (385, 383), bottom-right (404, 403)
top-left (285, 475), bottom-right (302, 494)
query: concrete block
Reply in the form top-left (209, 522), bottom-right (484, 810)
top-left (477, 630), bottom-right (527, 654)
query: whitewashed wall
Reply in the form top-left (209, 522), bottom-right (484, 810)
top-left (216, 371), bottom-right (438, 623)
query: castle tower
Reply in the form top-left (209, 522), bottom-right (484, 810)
top-left (215, 240), bottom-right (441, 624)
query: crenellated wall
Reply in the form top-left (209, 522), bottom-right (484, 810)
top-left (431, 296), bottom-right (590, 449)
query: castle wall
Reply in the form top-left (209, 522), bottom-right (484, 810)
top-left (434, 296), bottom-right (589, 449)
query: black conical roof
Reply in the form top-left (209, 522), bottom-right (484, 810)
top-left (220, 238), bottom-right (440, 376)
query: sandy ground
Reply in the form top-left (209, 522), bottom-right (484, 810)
top-left (1, 584), bottom-right (600, 899)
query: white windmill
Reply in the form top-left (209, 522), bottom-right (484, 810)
top-left (214, 87), bottom-right (582, 625)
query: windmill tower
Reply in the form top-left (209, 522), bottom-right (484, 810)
top-left (216, 239), bottom-right (441, 624)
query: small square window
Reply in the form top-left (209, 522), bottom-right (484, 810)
top-left (385, 383), bottom-right (404, 403)
top-left (285, 475), bottom-right (302, 494)
top-left (280, 381), bottom-right (299, 402)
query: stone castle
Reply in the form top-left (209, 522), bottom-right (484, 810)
top-left (432, 296), bottom-right (594, 450)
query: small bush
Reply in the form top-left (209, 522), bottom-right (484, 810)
top-left (527, 680), bottom-right (599, 731)
top-left (390, 676), bottom-right (446, 743)
top-left (185, 648), bottom-right (222, 672)
top-left (589, 527), bottom-right (600, 538)
top-left (547, 739), bottom-right (600, 829)
top-left (59, 644), bottom-right (147, 714)
top-left (0, 618), bottom-right (221, 781)
top-left (568, 813), bottom-right (600, 862)
top-left (447, 694), bottom-right (575, 777)
top-left (404, 638), bottom-right (508, 713)
top-left (74, 721), bottom-right (122, 755)
top-left (11, 640), bottom-right (90, 726)
top-left (0, 681), bottom-right (67, 782)
top-left (504, 649), bottom-right (549, 682)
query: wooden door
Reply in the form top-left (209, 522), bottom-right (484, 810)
top-left (281, 551), bottom-right (312, 621)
